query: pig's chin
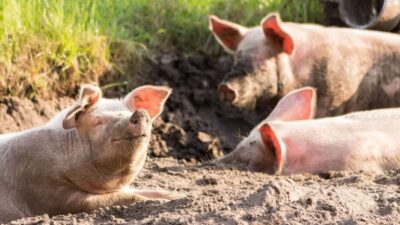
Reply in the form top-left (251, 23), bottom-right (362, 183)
top-left (111, 132), bottom-right (149, 143)
top-left (232, 95), bottom-right (257, 110)
top-left (218, 145), bottom-right (277, 174)
top-left (130, 131), bottom-right (152, 145)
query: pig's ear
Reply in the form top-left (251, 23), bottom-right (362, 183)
top-left (267, 87), bottom-right (316, 122)
top-left (258, 123), bottom-right (285, 175)
top-left (261, 13), bottom-right (294, 55)
top-left (209, 15), bottom-right (248, 54)
top-left (62, 84), bottom-right (102, 129)
top-left (124, 85), bottom-right (172, 119)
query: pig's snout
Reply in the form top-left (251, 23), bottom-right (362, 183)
top-left (128, 109), bottom-right (150, 137)
top-left (218, 83), bottom-right (238, 103)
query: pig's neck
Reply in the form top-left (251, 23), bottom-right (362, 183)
top-left (0, 126), bottom-right (85, 187)
top-left (0, 126), bottom-right (95, 215)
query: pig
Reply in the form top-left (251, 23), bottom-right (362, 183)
top-left (218, 87), bottom-right (400, 174)
top-left (209, 13), bottom-right (400, 116)
top-left (0, 84), bottom-right (176, 223)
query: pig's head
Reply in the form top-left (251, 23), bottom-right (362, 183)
top-left (209, 13), bottom-right (294, 109)
top-left (218, 87), bottom-right (316, 174)
top-left (61, 84), bottom-right (171, 193)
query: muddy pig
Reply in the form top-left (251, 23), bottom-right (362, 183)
top-left (0, 84), bottom-right (175, 223)
top-left (209, 13), bottom-right (400, 116)
top-left (219, 87), bottom-right (400, 174)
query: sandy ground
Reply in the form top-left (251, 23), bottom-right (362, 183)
top-left (9, 157), bottom-right (400, 224)
top-left (2, 53), bottom-right (400, 224)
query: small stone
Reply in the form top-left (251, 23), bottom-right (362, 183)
top-left (197, 131), bottom-right (213, 143)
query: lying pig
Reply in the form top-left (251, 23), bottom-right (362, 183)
top-left (219, 87), bottom-right (400, 174)
top-left (0, 84), bottom-right (174, 223)
top-left (209, 13), bottom-right (400, 116)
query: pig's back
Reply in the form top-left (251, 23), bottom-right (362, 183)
top-left (0, 132), bottom-right (22, 147)
top-left (274, 109), bottom-right (400, 174)
top-left (342, 107), bottom-right (400, 121)
top-left (285, 22), bottom-right (400, 47)
top-left (283, 108), bottom-right (400, 141)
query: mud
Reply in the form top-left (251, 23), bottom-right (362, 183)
top-left (0, 97), bottom-right (73, 133)
top-left (2, 53), bottom-right (400, 224)
top-left (133, 52), bottom-right (266, 161)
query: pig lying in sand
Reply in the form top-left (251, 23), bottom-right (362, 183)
top-left (0, 84), bottom-right (175, 223)
top-left (210, 13), bottom-right (400, 116)
top-left (219, 87), bottom-right (400, 175)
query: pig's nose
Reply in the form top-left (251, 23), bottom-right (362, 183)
top-left (218, 83), bottom-right (237, 103)
top-left (129, 109), bottom-right (149, 124)
top-left (128, 109), bottom-right (150, 137)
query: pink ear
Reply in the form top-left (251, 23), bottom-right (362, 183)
top-left (261, 13), bottom-right (294, 55)
top-left (267, 87), bottom-right (317, 122)
top-left (124, 85), bottom-right (172, 119)
top-left (209, 15), bottom-right (247, 53)
top-left (258, 123), bottom-right (284, 174)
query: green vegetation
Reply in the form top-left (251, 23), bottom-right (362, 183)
top-left (0, 0), bottom-right (323, 98)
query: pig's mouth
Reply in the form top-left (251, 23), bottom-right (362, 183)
top-left (111, 134), bottom-right (148, 143)
top-left (232, 95), bottom-right (257, 109)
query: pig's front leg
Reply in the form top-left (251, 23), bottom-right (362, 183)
top-left (73, 187), bottom-right (179, 212)
top-left (129, 189), bottom-right (180, 200)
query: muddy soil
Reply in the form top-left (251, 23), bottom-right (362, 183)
top-left (0, 97), bottom-right (74, 133)
top-left (132, 52), bottom-right (267, 161)
top-left (2, 53), bottom-right (400, 224)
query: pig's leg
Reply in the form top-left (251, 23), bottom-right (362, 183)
top-left (71, 187), bottom-right (179, 212)
top-left (129, 189), bottom-right (179, 200)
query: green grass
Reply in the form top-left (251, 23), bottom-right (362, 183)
top-left (0, 0), bottom-right (323, 98)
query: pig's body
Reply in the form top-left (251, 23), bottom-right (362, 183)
top-left (210, 14), bottom-right (400, 116)
top-left (268, 108), bottom-right (400, 174)
top-left (279, 24), bottom-right (400, 116)
top-left (219, 87), bottom-right (400, 175)
top-left (0, 86), bottom-right (174, 223)
top-left (0, 126), bottom-right (100, 219)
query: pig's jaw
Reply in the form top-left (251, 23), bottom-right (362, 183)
top-left (60, 127), bottom-right (152, 194)
top-left (229, 77), bottom-right (268, 109)
top-left (128, 142), bottom-right (148, 179)
top-left (125, 126), bottom-right (152, 180)
top-left (228, 67), bottom-right (279, 110)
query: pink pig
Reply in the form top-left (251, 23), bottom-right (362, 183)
top-left (0, 84), bottom-right (176, 223)
top-left (209, 13), bottom-right (400, 116)
top-left (219, 87), bottom-right (400, 174)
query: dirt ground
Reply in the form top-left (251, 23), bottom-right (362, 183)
top-left (10, 157), bottom-right (400, 225)
top-left (2, 53), bottom-right (400, 224)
